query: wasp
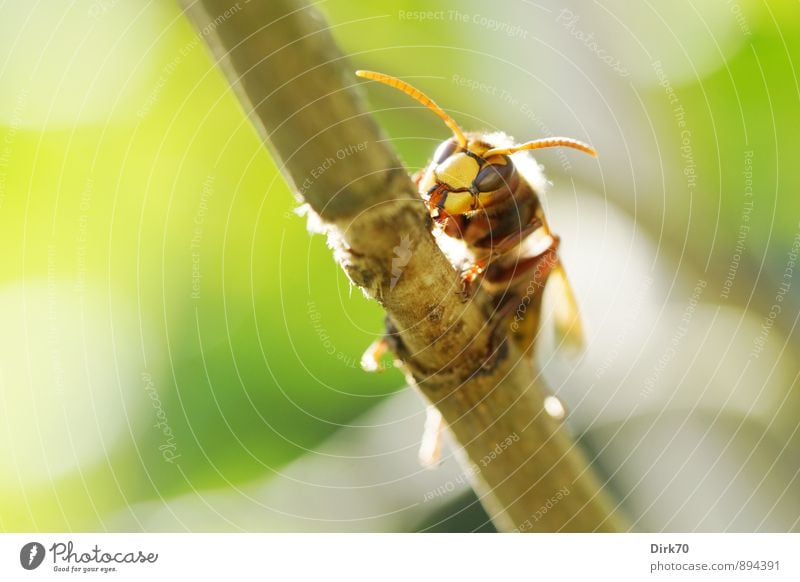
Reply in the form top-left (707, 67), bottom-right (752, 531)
top-left (356, 70), bottom-right (594, 464)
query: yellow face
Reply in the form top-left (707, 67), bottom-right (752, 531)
top-left (419, 137), bottom-right (516, 216)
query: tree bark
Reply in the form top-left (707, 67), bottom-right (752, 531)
top-left (180, 0), bottom-right (628, 532)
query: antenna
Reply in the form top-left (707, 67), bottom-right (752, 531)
top-left (484, 137), bottom-right (597, 158)
top-left (356, 70), bottom-right (468, 147)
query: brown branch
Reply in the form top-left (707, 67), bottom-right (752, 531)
top-left (180, 0), bottom-right (628, 532)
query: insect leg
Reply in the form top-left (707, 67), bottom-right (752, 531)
top-left (506, 248), bottom-right (559, 357)
top-left (459, 219), bottom-right (544, 298)
top-left (548, 261), bottom-right (584, 350)
top-left (360, 337), bottom-right (390, 372)
top-left (418, 405), bottom-right (445, 468)
top-left (535, 220), bottom-right (584, 351)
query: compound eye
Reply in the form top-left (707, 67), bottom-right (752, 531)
top-left (433, 139), bottom-right (458, 164)
top-left (474, 159), bottom-right (515, 192)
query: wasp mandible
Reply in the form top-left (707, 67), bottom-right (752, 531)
top-left (357, 70), bottom-right (594, 464)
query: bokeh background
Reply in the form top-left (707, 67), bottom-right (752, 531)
top-left (1, 0), bottom-right (798, 532)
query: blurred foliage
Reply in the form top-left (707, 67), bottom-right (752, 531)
top-left (0, 0), bottom-right (798, 531)
top-left (0, 1), bottom-right (396, 530)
